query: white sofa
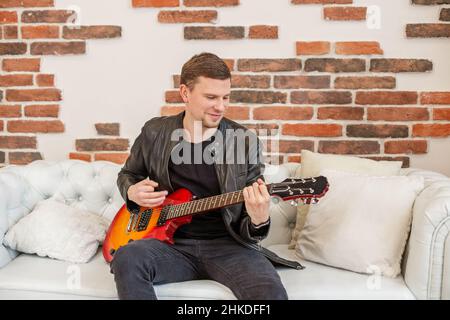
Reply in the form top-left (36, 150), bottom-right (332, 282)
top-left (0, 160), bottom-right (449, 300)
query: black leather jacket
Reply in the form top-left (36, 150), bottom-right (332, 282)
top-left (117, 111), bottom-right (303, 270)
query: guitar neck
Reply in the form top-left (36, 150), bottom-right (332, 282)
top-left (166, 188), bottom-right (253, 219)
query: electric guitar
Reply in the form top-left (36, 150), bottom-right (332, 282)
top-left (102, 176), bottom-right (329, 263)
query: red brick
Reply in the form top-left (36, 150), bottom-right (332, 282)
top-left (224, 106), bottom-right (250, 120)
top-left (356, 91), bottom-right (418, 105)
top-left (238, 59), bottom-right (301, 72)
top-left (406, 24), bottom-right (450, 38)
top-left (184, 26), bottom-right (244, 40)
top-left (335, 41), bottom-right (383, 55)
top-left (24, 104), bottom-right (59, 117)
top-left (30, 41), bottom-right (86, 55)
top-left (2, 58), bottom-right (40, 72)
top-left (317, 106), bottom-right (364, 120)
top-left (76, 139), bottom-right (129, 152)
top-left (21, 10), bottom-right (76, 23)
top-left (296, 41), bottom-right (330, 55)
top-left (0, 43), bottom-right (27, 55)
top-left (323, 6), bottom-right (367, 21)
top-left (420, 92), bottom-right (450, 104)
top-left (0, 121), bottom-right (3, 131)
top-left (9, 152), bottom-right (42, 165)
top-left (0, 0), bottom-right (54, 8)
top-left (132, 0), bottom-right (179, 7)
top-left (63, 26), bottom-right (122, 39)
top-left (274, 75), bottom-right (330, 89)
top-left (433, 108), bottom-right (450, 120)
top-left (319, 140), bottom-right (380, 154)
top-left (4, 25), bottom-right (18, 39)
top-left (95, 123), bottom-right (120, 136)
top-left (231, 90), bottom-right (287, 104)
top-left (384, 140), bottom-right (427, 154)
top-left (334, 76), bottom-right (395, 89)
top-left (291, 91), bottom-right (352, 104)
top-left (370, 59), bottom-right (432, 72)
top-left (367, 107), bottom-right (429, 121)
top-left (347, 124), bottom-right (408, 138)
top-left (253, 106), bottom-right (313, 120)
top-left (248, 25), bottom-right (278, 39)
top-left (231, 75), bottom-right (270, 89)
top-left (184, 0), bottom-right (239, 6)
top-left (6, 89), bottom-right (61, 101)
top-left (282, 123), bottom-right (342, 137)
top-left (21, 25), bottom-right (59, 38)
top-left (69, 152), bottom-right (91, 162)
top-left (0, 136), bottom-right (36, 149)
top-left (0, 11), bottom-right (18, 24)
top-left (7, 120), bottom-right (64, 133)
top-left (0, 74), bottom-right (33, 87)
top-left (413, 124), bottom-right (450, 137)
top-left (0, 105), bottom-right (21, 117)
top-left (36, 74), bottom-right (54, 87)
top-left (158, 10), bottom-right (217, 23)
top-left (304, 58), bottom-right (365, 72)
top-left (94, 153), bottom-right (129, 164)
top-left (292, 0), bottom-right (352, 3)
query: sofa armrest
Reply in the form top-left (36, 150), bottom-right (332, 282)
top-left (404, 179), bottom-right (450, 300)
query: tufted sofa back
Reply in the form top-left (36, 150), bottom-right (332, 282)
top-left (0, 160), bottom-right (301, 268)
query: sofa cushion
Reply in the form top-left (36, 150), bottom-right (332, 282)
top-left (291, 150), bottom-right (403, 247)
top-left (3, 199), bottom-right (110, 264)
top-left (0, 245), bottom-right (415, 300)
top-left (296, 170), bottom-right (424, 278)
top-left (269, 245), bottom-right (415, 300)
top-left (0, 249), bottom-right (235, 300)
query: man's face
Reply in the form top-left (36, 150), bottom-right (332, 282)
top-left (181, 76), bottom-right (231, 129)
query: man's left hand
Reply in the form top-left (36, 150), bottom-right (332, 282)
top-left (243, 178), bottom-right (271, 225)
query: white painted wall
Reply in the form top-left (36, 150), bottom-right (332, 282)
top-left (38, 0), bottom-right (449, 175)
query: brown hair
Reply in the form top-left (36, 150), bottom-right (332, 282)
top-left (180, 52), bottom-right (231, 91)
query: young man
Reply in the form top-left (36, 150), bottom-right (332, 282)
top-left (111, 53), bottom-right (302, 300)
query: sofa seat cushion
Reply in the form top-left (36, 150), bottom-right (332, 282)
top-left (0, 249), bottom-right (235, 300)
top-left (268, 244), bottom-right (416, 300)
top-left (0, 245), bottom-right (416, 300)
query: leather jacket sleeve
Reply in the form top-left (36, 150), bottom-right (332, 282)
top-left (117, 126), bottom-right (149, 213)
top-left (239, 135), bottom-right (271, 243)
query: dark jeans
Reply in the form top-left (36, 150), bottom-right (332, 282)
top-left (110, 236), bottom-right (288, 300)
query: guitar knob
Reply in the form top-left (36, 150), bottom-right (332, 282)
top-left (271, 197), bottom-right (280, 204)
top-left (290, 200), bottom-right (298, 207)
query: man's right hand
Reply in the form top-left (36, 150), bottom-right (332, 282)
top-left (127, 179), bottom-right (168, 208)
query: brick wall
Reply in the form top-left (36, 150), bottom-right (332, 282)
top-left (0, 0), bottom-right (121, 166)
top-left (1, 0), bottom-right (449, 172)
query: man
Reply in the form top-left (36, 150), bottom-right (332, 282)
top-left (111, 52), bottom-right (302, 300)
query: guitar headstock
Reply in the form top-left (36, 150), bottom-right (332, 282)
top-left (267, 176), bottom-right (329, 205)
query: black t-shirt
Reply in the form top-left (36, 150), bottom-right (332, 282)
top-left (168, 135), bottom-right (229, 239)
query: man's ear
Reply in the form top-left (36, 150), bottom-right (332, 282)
top-left (179, 84), bottom-right (189, 103)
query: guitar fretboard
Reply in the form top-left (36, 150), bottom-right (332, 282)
top-left (165, 190), bottom-right (246, 220)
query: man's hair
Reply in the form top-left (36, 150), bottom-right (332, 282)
top-left (180, 52), bottom-right (231, 91)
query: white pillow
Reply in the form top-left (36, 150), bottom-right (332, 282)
top-left (296, 169), bottom-right (424, 278)
top-left (3, 199), bottom-right (110, 263)
top-left (290, 150), bottom-right (403, 247)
